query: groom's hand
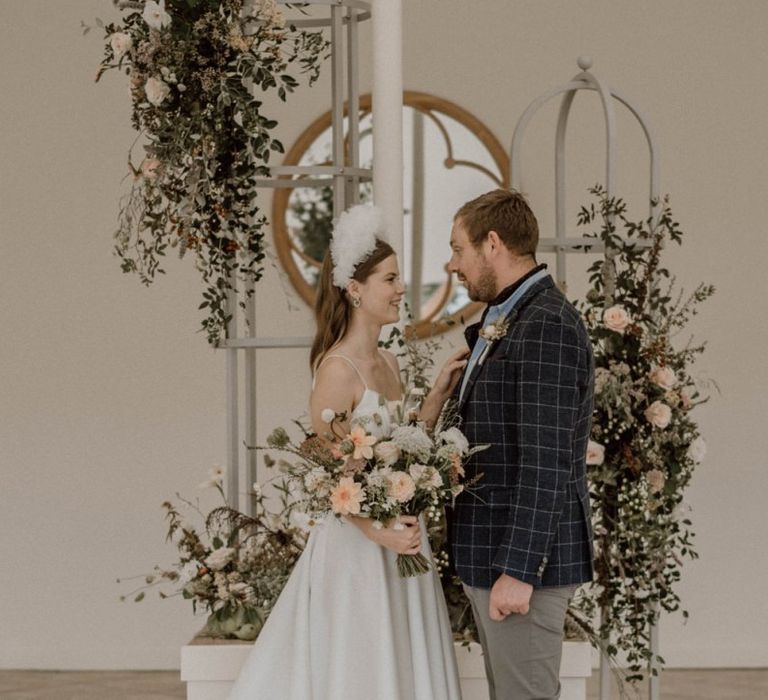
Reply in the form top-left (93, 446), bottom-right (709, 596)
top-left (489, 573), bottom-right (533, 620)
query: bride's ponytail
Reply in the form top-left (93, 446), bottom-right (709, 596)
top-left (310, 239), bottom-right (395, 373)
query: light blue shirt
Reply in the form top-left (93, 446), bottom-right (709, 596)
top-left (458, 268), bottom-right (550, 404)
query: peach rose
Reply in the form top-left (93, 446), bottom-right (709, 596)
top-left (585, 440), bottom-right (605, 466)
top-left (141, 158), bottom-right (162, 180)
top-left (330, 477), bottom-right (365, 516)
top-left (645, 400), bottom-right (672, 429)
top-left (602, 305), bottom-right (631, 333)
top-left (387, 471), bottom-right (416, 503)
top-left (649, 366), bottom-right (677, 390)
top-left (646, 469), bottom-right (666, 494)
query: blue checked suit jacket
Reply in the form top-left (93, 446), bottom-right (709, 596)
top-left (450, 275), bottom-right (595, 589)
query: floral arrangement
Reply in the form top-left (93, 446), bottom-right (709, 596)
top-left (94, 0), bottom-right (329, 343)
top-left (262, 405), bottom-right (484, 577)
top-left (568, 186), bottom-right (714, 683)
top-left (119, 467), bottom-right (306, 640)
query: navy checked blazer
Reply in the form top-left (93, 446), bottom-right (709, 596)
top-left (450, 274), bottom-right (595, 589)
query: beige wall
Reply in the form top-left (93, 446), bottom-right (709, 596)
top-left (1, 0), bottom-right (766, 670)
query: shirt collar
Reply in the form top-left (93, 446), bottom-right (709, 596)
top-left (486, 263), bottom-right (548, 310)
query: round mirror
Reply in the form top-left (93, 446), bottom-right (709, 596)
top-left (272, 91), bottom-right (510, 337)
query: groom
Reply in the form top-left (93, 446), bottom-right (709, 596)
top-left (447, 189), bottom-right (595, 700)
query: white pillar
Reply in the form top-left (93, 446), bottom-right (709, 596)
top-left (371, 0), bottom-right (404, 262)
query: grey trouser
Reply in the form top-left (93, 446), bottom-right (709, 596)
top-left (463, 582), bottom-right (578, 700)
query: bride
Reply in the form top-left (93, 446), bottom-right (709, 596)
top-left (227, 205), bottom-right (469, 699)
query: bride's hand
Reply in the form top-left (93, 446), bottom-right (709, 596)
top-left (430, 347), bottom-right (470, 401)
top-left (352, 515), bottom-right (422, 555)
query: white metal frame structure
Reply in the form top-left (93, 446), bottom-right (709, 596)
top-left (220, 0), bottom-right (373, 519)
top-left (510, 57), bottom-right (661, 700)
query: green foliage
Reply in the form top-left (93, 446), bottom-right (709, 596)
top-left (98, 0), bottom-right (329, 343)
top-left (570, 186), bottom-right (714, 685)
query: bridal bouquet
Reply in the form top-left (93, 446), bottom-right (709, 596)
top-left (263, 411), bottom-right (484, 577)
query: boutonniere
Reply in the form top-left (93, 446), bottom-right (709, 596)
top-left (477, 317), bottom-right (510, 366)
top-left (478, 318), bottom-right (510, 342)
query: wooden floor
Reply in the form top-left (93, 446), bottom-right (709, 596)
top-left (0, 668), bottom-right (766, 699)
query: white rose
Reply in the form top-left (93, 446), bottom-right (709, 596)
top-left (603, 305), bottom-right (631, 333)
top-left (110, 32), bottom-right (132, 60)
top-left (143, 0), bottom-right (172, 30)
top-left (644, 400), bottom-right (672, 429)
top-left (374, 440), bottom-right (400, 466)
top-left (585, 440), bottom-right (605, 466)
top-left (205, 547), bottom-right (235, 571)
top-left (649, 366), bottom-right (677, 390)
top-left (687, 436), bottom-right (706, 464)
top-left (438, 427), bottom-right (470, 455)
top-left (145, 76), bottom-right (170, 106)
top-left (320, 408), bottom-right (336, 424)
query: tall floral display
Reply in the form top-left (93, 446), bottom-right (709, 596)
top-left (96, 0), bottom-right (328, 343)
top-left (569, 186), bottom-right (714, 683)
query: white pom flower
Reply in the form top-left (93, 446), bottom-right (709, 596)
top-left (391, 425), bottom-right (434, 459)
top-left (438, 427), bottom-right (470, 455)
top-left (330, 204), bottom-right (387, 289)
top-left (320, 408), bottom-right (336, 424)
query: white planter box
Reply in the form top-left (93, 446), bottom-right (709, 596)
top-left (181, 637), bottom-right (592, 700)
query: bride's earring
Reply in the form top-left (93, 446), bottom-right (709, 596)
top-left (351, 295), bottom-right (361, 308)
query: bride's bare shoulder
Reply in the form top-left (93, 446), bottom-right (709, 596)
top-left (310, 355), bottom-right (360, 417)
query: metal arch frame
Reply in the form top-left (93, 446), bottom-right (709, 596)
top-left (510, 58), bottom-right (663, 700)
top-left (510, 59), bottom-right (660, 296)
top-left (224, 1), bottom-right (371, 523)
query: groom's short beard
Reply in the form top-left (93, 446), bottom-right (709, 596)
top-left (467, 262), bottom-right (497, 302)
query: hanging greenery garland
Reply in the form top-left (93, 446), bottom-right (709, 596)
top-left (95, 0), bottom-right (329, 343)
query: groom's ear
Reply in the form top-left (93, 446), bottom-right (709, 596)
top-left (486, 230), bottom-right (503, 256)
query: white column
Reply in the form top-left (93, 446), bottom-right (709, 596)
top-left (371, 0), bottom-right (404, 262)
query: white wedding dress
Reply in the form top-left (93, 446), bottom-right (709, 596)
top-left (227, 357), bottom-right (461, 700)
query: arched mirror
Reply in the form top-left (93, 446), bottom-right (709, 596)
top-left (272, 91), bottom-right (510, 337)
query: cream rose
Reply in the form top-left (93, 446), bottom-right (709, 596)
top-left (603, 305), bottom-right (631, 333)
top-left (145, 76), bottom-right (170, 106)
top-left (585, 440), bottom-right (605, 466)
top-left (644, 400), bottom-right (672, 429)
top-left (649, 366), bottom-right (677, 390)
top-left (110, 32), bottom-right (132, 60)
top-left (374, 440), bottom-right (401, 467)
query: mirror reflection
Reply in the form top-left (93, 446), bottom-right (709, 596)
top-left (272, 92), bottom-right (510, 336)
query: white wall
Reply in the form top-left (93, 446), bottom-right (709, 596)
top-left (1, 0), bottom-right (766, 670)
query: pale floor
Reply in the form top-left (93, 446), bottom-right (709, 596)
top-left (0, 669), bottom-right (767, 700)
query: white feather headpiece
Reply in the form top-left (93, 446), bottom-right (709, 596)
top-left (329, 204), bottom-right (388, 289)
